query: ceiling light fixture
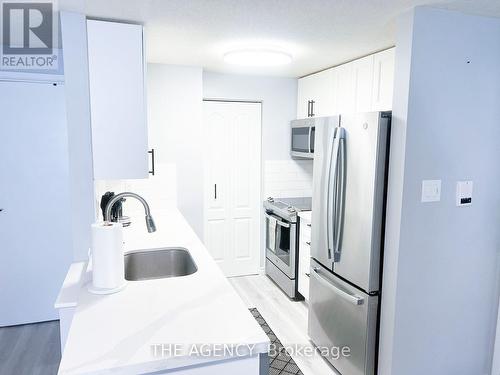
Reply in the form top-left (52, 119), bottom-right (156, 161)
top-left (223, 49), bottom-right (292, 67)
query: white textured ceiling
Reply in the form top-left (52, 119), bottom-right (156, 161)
top-left (59, 0), bottom-right (500, 77)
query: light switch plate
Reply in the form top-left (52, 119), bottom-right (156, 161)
top-left (456, 181), bottom-right (473, 206)
top-left (421, 180), bottom-right (441, 202)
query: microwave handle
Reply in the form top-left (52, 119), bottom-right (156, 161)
top-left (308, 126), bottom-right (312, 153)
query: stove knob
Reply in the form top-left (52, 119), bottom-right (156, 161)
top-left (287, 206), bottom-right (296, 212)
top-left (267, 197), bottom-right (274, 202)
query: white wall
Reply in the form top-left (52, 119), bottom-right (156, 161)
top-left (380, 7), bottom-right (500, 375)
top-left (60, 11), bottom-right (96, 261)
top-left (147, 64), bottom-right (204, 238)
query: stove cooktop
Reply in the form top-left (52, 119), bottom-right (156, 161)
top-left (263, 197), bottom-right (312, 222)
top-left (267, 197), bottom-right (312, 211)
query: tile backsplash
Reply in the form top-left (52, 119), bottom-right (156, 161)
top-left (94, 159), bottom-right (312, 222)
top-left (264, 159), bottom-right (313, 198)
top-left (94, 162), bottom-right (177, 221)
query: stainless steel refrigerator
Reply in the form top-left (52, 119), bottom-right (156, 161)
top-left (308, 112), bottom-right (391, 375)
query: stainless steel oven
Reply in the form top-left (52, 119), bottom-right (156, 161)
top-left (291, 118), bottom-right (315, 159)
top-left (263, 197), bottom-right (312, 300)
top-left (265, 212), bottom-right (296, 279)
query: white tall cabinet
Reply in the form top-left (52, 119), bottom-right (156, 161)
top-left (0, 81), bottom-right (73, 326)
top-left (352, 54), bottom-right (375, 113)
top-left (87, 20), bottom-right (149, 180)
top-left (297, 48), bottom-right (395, 118)
top-left (334, 62), bottom-right (355, 114)
top-left (371, 48), bottom-right (396, 111)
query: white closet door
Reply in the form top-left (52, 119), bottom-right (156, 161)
top-left (203, 101), bottom-right (262, 277)
top-left (0, 81), bottom-right (73, 326)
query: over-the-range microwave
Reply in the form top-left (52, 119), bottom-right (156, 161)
top-left (291, 118), bottom-right (315, 159)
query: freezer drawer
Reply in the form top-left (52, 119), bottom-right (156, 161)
top-left (308, 259), bottom-right (378, 375)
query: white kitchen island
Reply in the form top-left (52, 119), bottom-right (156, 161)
top-left (56, 209), bottom-right (269, 375)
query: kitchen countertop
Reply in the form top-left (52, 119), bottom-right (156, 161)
top-left (57, 209), bottom-right (269, 375)
top-left (297, 211), bottom-right (312, 222)
top-left (55, 261), bottom-right (87, 309)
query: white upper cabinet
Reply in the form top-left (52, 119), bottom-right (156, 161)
top-left (371, 48), bottom-right (395, 111)
top-left (87, 20), bottom-right (149, 180)
top-left (297, 68), bottom-right (336, 118)
top-left (334, 62), bottom-right (355, 114)
top-left (296, 48), bottom-right (395, 118)
top-left (296, 74), bottom-right (311, 118)
top-left (353, 55), bottom-right (375, 113)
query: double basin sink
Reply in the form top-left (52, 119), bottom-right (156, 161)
top-left (124, 247), bottom-right (197, 281)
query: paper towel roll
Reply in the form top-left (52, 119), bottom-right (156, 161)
top-left (89, 222), bottom-right (126, 294)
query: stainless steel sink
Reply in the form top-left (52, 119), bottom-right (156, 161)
top-left (124, 247), bottom-right (197, 281)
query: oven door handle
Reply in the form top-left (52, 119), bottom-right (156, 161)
top-left (264, 213), bottom-right (290, 228)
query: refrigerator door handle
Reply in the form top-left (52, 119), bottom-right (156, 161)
top-left (312, 267), bottom-right (364, 305)
top-left (333, 131), bottom-right (346, 261)
top-left (326, 134), bottom-right (336, 260)
top-left (327, 128), bottom-right (341, 260)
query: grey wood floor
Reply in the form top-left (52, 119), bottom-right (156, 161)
top-left (229, 274), bottom-right (340, 375)
top-left (0, 320), bottom-right (61, 375)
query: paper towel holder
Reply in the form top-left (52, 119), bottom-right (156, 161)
top-left (88, 222), bottom-right (127, 295)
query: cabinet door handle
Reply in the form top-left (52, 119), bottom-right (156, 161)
top-left (306, 241), bottom-right (311, 246)
top-left (307, 100), bottom-right (311, 117)
top-left (148, 149), bottom-right (155, 176)
top-left (214, 184), bottom-right (217, 200)
top-left (305, 273), bottom-right (310, 278)
top-left (310, 100), bottom-right (315, 117)
top-left (307, 223), bottom-right (311, 227)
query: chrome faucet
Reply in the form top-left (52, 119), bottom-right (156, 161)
top-left (104, 192), bottom-right (156, 233)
